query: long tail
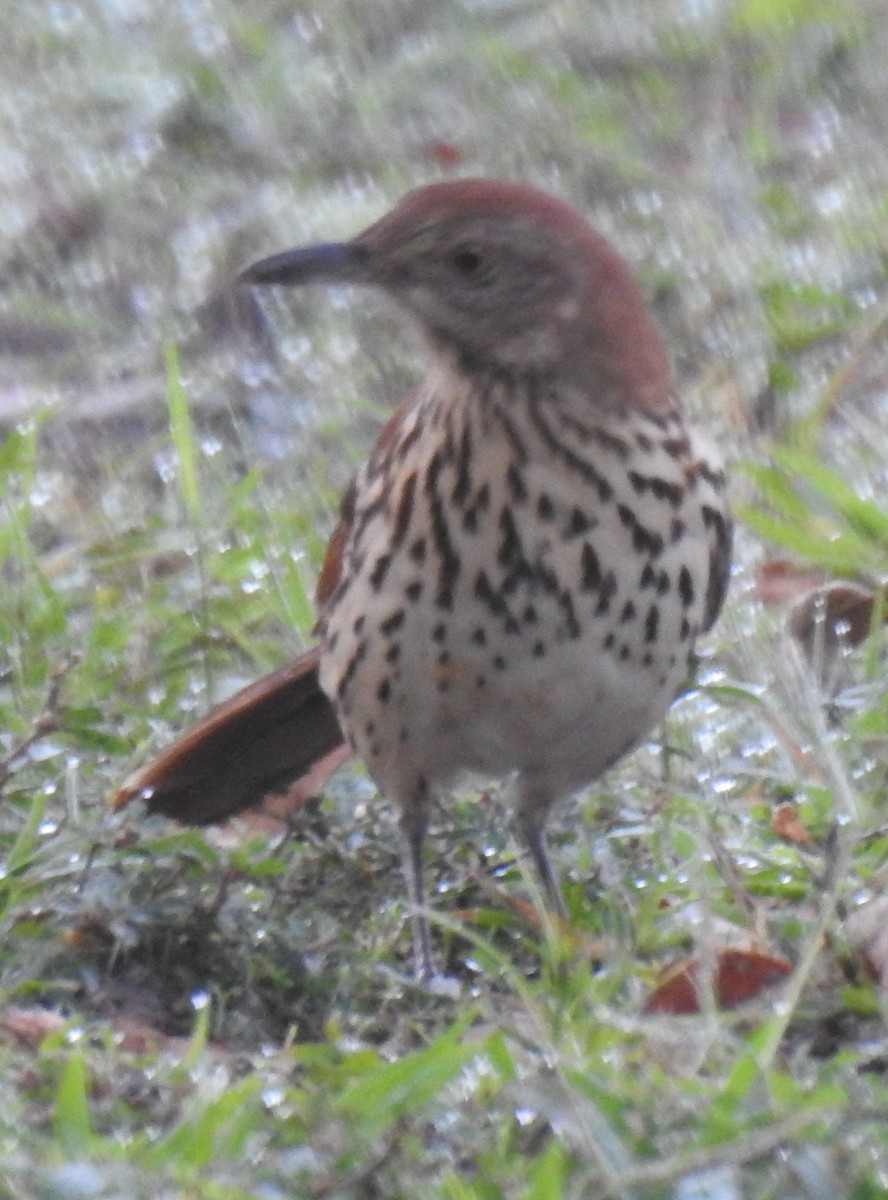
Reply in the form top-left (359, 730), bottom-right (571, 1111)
top-left (111, 646), bottom-right (347, 825)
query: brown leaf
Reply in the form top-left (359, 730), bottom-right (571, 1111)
top-left (0, 1006), bottom-right (67, 1047)
top-left (754, 559), bottom-right (829, 607)
top-left (788, 581), bottom-right (885, 653)
top-left (645, 949), bottom-right (792, 1014)
top-left (771, 802), bottom-right (813, 846)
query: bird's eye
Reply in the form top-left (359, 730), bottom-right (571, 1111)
top-left (450, 245), bottom-right (487, 277)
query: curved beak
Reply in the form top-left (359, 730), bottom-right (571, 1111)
top-left (238, 241), bottom-right (369, 288)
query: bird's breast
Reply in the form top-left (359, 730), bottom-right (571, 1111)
top-left (317, 383), bottom-right (727, 801)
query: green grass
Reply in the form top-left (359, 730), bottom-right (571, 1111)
top-left (4, 0), bottom-right (888, 1194)
top-left (0, 338), bottom-right (888, 1198)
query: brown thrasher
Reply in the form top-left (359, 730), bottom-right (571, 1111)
top-left (114, 180), bottom-right (732, 979)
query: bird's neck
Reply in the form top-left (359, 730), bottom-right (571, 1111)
top-left (422, 320), bottom-right (675, 422)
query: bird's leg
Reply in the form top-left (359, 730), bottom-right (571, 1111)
top-left (513, 783), bottom-right (567, 919)
top-left (398, 782), bottom-right (437, 980)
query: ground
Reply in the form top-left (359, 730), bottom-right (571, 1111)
top-left (2, 1), bottom-right (888, 1196)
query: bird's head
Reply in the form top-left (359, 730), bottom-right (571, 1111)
top-left (241, 179), bottom-right (672, 413)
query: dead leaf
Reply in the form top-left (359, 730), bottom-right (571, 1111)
top-left (755, 559), bottom-right (829, 607)
top-left (788, 581), bottom-right (883, 653)
top-left (645, 948), bottom-right (792, 1014)
top-left (772, 802), bottom-right (813, 846)
top-left (0, 1006), bottom-right (67, 1047)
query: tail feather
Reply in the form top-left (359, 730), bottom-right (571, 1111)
top-left (111, 646), bottom-right (346, 825)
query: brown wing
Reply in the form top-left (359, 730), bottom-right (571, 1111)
top-left (111, 647), bottom-right (345, 825)
top-left (314, 395), bottom-right (418, 615)
top-left (315, 481), bottom-right (356, 612)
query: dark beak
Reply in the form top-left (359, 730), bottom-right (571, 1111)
top-left (239, 241), bottom-right (369, 288)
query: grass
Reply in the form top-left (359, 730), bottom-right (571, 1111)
top-left (4, 0), bottom-right (888, 1195)
top-left (2, 330), bottom-right (888, 1198)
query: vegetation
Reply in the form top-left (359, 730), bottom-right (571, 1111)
top-left (2, 0), bottom-right (888, 1196)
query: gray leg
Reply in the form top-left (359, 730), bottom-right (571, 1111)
top-left (398, 781), bottom-right (437, 980)
top-left (513, 783), bottom-right (567, 918)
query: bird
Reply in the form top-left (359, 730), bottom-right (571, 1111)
top-left (113, 179), bottom-right (732, 980)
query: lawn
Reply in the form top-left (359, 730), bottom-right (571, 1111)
top-left (2, 1), bottom-right (888, 1196)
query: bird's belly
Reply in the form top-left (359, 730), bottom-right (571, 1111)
top-left (320, 582), bottom-right (688, 801)
top-left (413, 639), bottom-right (677, 787)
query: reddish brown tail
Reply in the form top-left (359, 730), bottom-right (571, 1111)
top-left (111, 646), bottom-right (346, 825)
